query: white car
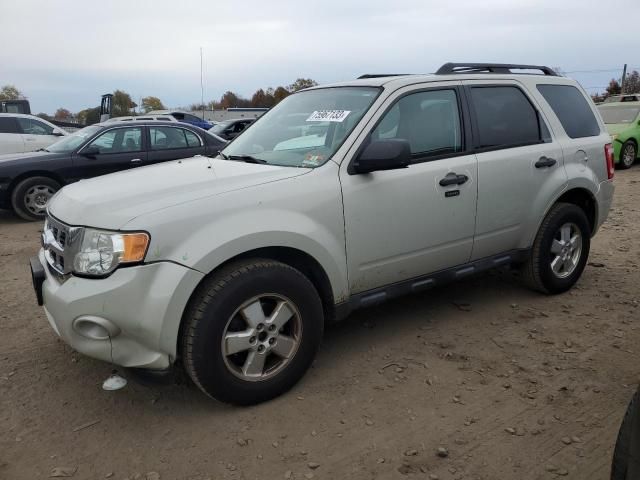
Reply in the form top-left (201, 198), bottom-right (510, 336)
top-left (31, 63), bottom-right (614, 405)
top-left (0, 113), bottom-right (67, 155)
top-left (105, 115), bottom-right (179, 123)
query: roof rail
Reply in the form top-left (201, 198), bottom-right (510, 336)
top-left (436, 63), bottom-right (558, 76)
top-left (357, 74), bottom-right (410, 79)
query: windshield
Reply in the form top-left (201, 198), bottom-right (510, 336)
top-left (46, 125), bottom-right (102, 153)
top-left (222, 87), bottom-right (381, 167)
top-left (598, 106), bottom-right (640, 124)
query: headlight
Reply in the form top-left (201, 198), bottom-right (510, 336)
top-left (73, 229), bottom-right (149, 276)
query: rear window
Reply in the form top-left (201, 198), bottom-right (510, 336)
top-left (537, 85), bottom-right (600, 138)
top-left (469, 86), bottom-right (541, 149)
top-left (0, 117), bottom-right (19, 133)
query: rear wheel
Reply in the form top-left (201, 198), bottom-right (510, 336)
top-left (11, 176), bottom-right (60, 221)
top-left (181, 259), bottom-right (324, 405)
top-left (522, 202), bottom-right (591, 294)
top-left (618, 141), bottom-right (637, 169)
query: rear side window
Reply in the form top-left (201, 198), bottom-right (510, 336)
top-left (537, 85), bottom-right (600, 138)
top-left (469, 86), bottom-right (541, 149)
top-left (150, 126), bottom-right (195, 150)
top-left (0, 117), bottom-right (19, 133)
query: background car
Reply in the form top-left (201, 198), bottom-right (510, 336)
top-left (209, 118), bottom-right (254, 140)
top-left (0, 113), bottom-right (67, 155)
top-left (105, 114), bottom-right (179, 123)
top-left (146, 110), bottom-right (213, 130)
top-left (611, 385), bottom-right (640, 479)
top-left (598, 102), bottom-right (640, 169)
top-left (0, 120), bottom-right (226, 220)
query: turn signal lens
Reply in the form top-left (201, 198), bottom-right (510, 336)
top-left (122, 233), bottom-right (150, 262)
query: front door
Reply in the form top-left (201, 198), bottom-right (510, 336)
top-left (73, 126), bottom-right (147, 178)
top-left (341, 84), bottom-right (478, 294)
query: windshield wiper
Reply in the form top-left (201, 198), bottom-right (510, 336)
top-left (218, 151), bottom-right (229, 160)
top-left (37, 148), bottom-right (49, 152)
top-left (229, 154), bottom-right (267, 164)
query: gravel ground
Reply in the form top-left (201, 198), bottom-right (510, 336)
top-left (1, 169), bottom-right (639, 480)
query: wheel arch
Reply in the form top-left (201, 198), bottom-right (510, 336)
top-left (9, 170), bottom-right (66, 199)
top-left (176, 246), bottom-right (336, 361)
top-left (553, 187), bottom-right (597, 235)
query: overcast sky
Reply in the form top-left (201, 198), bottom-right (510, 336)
top-left (2, 0), bottom-right (639, 114)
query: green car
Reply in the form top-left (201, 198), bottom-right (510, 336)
top-left (598, 102), bottom-right (640, 169)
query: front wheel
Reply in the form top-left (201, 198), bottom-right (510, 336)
top-left (522, 202), bottom-right (591, 294)
top-left (181, 259), bottom-right (324, 405)
top-left (11, 176), bottom-right (61, 221)
top-left (618, 141), bottom-right (637, 170)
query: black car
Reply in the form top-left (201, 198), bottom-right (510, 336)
top-left (0, 121), bottom-right (226, 220)
top-left (209, 118), bottom-right (254, 140)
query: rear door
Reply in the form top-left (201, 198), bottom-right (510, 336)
top-left (463, 81), bottom-right (567, 260)
top-left (147, 125), bottom-right (205, 164)
top-left (0, 117), bottom-right (24, 154)
top-left (73, 126), bottom-right (147, 178)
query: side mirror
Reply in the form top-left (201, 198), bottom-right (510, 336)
top-left (81, 145), bottom-right (100, 157)
top-left (52, 129), bottom-right (65, 136)
top-left (350, 139), bottom-right (411, 174)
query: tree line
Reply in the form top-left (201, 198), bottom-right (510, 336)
top-left (0, 77), bottom-right (318, 126)
top-left (591, 70), bottom-right (640, 103)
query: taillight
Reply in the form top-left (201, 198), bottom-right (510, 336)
top-left (605, 143), bottom-right (615, 180)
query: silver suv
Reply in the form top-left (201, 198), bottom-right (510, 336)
top-left (30, 63), bottom-right (615, 405)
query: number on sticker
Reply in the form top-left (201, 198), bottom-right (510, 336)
top-left (306, 110), bottom-right (351, 122)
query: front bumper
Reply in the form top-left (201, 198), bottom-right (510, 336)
top-left (33, 249), bottom-right (203, 369)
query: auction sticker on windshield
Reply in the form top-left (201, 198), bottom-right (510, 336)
top-left (306, 110), bottom-right (351, 122)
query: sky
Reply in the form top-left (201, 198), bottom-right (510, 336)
top-left (2, 0), bottom-right (639, 114)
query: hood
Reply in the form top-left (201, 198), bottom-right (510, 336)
top-left (604, 123), bottom-right (634, 136)
top-left (49, 156), bottom-right (310, 229)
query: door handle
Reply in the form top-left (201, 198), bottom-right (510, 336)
top-left (439, 172), bottom-right (469, 187)
top-left (535, 156), bottom-right (557, 168)
top-left (130, 158), bottom-right (142, 163)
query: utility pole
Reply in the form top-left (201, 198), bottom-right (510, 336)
top-left (621, 64), bottom-right (628, 94)
top-left (200, 47), bottom-right (205, 120)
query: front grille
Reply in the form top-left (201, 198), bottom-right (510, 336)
top-left (42, 215), bottom-right (80, 276)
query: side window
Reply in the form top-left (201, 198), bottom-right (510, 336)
top-left (469, 86), bottom-right (541, 149)
top-left (371, 89), bottom-right (463, 158)
top-left (150, 126), bottom-right (189, 150)
top-left (16, 118), bottom-right (54, 135)
top-left (0, 117), bottom-right (19, 133)
top-left (87, 127), bottom-right (142, 153)
top-left (537, 85), bottom-right (600, 139)
top-left (184, 130), bottom-right (201, 147)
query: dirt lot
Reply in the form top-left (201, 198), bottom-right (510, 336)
top-left (1, 169), bottom-right (639, 480)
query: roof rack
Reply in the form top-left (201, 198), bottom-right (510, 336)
top-left (436, 63), bottom-right (558, 76)
top-left (357, 74), bottom-right (410, 79)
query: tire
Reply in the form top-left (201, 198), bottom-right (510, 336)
top-left (611, 387), bottom-right (640, 480)
top-left (618, 141), bottom-right (637, 170)
top-left (11, 176), bottom-right (61, 221)
top-left (181, 259), bottom-right (324, 405)
top-left (522, 202), bottom-right (591, 294)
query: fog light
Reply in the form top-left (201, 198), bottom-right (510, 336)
top-left (73, 316), bottom-right (121, 340)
